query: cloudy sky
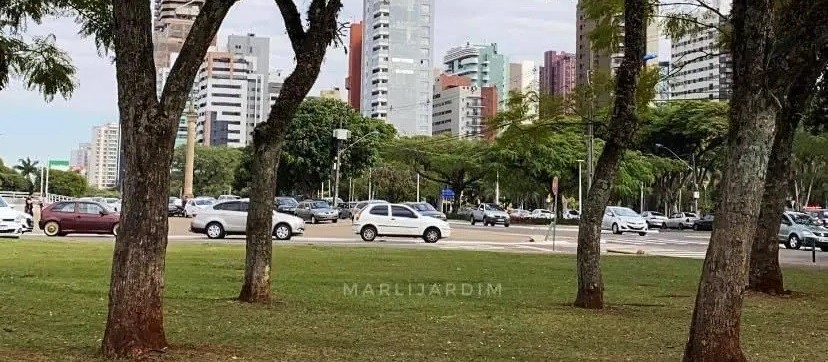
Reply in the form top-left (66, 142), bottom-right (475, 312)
top-left (0, 0), bottom-right (578, 166)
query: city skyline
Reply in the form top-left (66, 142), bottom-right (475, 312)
top-left (0, 0), bottom-right (578, 165)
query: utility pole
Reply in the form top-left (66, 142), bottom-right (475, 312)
top-left (586, 70), bottom-right (596, 190)
top-left (183, 102), bottom-right (197, 200)
top-left (577, 159), bottom-right (584, 212)
top-left (416, 173), bottom-right (420, 201)
top-left (692, 153), bottom-right (699, 214)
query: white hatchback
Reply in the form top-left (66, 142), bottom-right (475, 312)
top-left (190, 199), bottom-right (305, 240)
top-left (352, 203), bottom-right (451, 243)
top-left (602, 206), bottom-right (649, 236)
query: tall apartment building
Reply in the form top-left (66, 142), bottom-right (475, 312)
top-left (194, 49), bottom-right (269, 148)
top-left (443, 43), bottom-right (509, 110)
top-left (432, 74), bottom-right (497, 138)
top-left (575, 2), bottom-right (620, 89)
top-left (361, 0), bottom-right (434, 136)
top-left (345, 22), bottom-right (363, 111)
top-left (88, 123), bottom-right (121, 189)
top-left (69, 143), bottom-right (91, 175)
top-left (539, 51), bottom-right (576, 97)
top-left (509, 61), bottom-right (539, 94)
top-left (670, 0), bottom-right (733, 100)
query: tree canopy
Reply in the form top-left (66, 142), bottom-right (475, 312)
top-left (171, 145), bottom-right (243, 197)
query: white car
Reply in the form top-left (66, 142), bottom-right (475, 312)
top-left (641, 211), bottom-right (668, 228)
top-left (0, 196), bottom-right (28, 238)
top-left (352, 203), bottom-right (451, 243)
top-left (530, 209), bottom-right (554, 220)
top-left (104, 197), bottom-right (121, 212)
top-left (602, 206), bottom-right (649, 235)
top-left (664, 212), bottom-right (699, 229)
top-left (185, 197), bottom-right (215, 217)
top-left (189, 199), bottom-right (305, 240)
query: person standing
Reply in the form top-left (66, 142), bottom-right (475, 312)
top-left (24, 193), bottom-right (34, 216)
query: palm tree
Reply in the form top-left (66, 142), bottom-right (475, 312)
top-left (14, 158), bottom-right (39, 192)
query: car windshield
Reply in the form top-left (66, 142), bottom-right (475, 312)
top-left (311, 201), bottom-right (329, 209)
top-left (485, 204), bottom-right (505, 211)
top-left (276, 198), bottom-right (298, 206)
top-left (195, 199), bottom-right (213, 206)
top-left (792, 214), bottom-right (820, 226)
top-left (613, 208), bottom-right (640, 217)
top-left (0, 197), bottom-right (7, 208)
top-left (686, 213), bottom-right (698, 218)
top-left (410, 203), bottom-right (436, 212)
top-left (649, 212), bottom-right (664, 216)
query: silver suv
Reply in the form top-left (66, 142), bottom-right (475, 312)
top-left (779, 211), bottom-right (828, 251)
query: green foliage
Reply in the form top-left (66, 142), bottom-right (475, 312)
top-left (234, 98), bottom-right (395, 196)
top-left (45, 169), bottom-right (87, 197)
top-left (171, 145), bottom-right (243, 197)
top-left (12, 157), bottom-right (40, 191)
top-left (369, 161), bottom-right (417, 203)
top-left (804, 69), bottom-right (828, 134)
top-left (642, 100), bottom-right (729, 159)
top-left (0, 159), bottom-right (30, 191)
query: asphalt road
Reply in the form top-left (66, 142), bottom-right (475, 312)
top-left (10, 217), bottom-right (827, 267)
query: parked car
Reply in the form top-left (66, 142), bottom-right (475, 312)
top-left (563, 209), bottom-right (581, 220)
top-left (693, 214), bottom-right (715, 231)
top-left (169, 196), bottom-right (183, 207)
top-left (778, 211), bottom-right (828, 251)
top-left (295, 200), bottom-right (339, 224)
top-left (664, 212), bottom-right (699, 229)
top-left (217, 194), bottom-right (241, 201)
top-left (103, 197), bottom-right (121, 212)
top-left (184, 197), bottom-right (215, 217)
top-left (189, 199), bottom-right (305, 240)
top-left (275, 197), bottom-right (299, 215)
top-left (405, 202), bottom-right (447, 221)
top-left (0, 196), bottom-right (28, 238)
top-left (352, 203), bottom-right (450, 243)
top-left (471, 203), bottom-right (510, 226)
top-left (337, 202), bottom-right (358, 219)
top-left (509, 209), bottom-right (531, 218)
top-left (641, 211), bottom-right (668, 228)
top-left (168, 199), bottom-right (186, 217)
top-left (38, 200), bottom-right (120, 237)
top-left (530, 209), bottom-right (554, 220)
top-left (805, 209), bottom-right (828, 227)
top-left (602, 206), bottom-right (648, 236)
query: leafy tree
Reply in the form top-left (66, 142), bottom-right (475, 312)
top-left (45, 169), bottom-right (87, 197)
top-left (0, 159), bottom-right (29, 191)
top-left (241, 0), bottom-right (344, 304)
top-left (791, 131), bottom-right (828, 208)
top-left (14, 157), bottom-right (40, 191)
top-left (171, 145), bottom-right (243, 197)
top-left (233, 98), bottom-right (394, 197)
top-left (62, 0), bottom-right (240, 357)
top-left (383, 136), bottom-right (493, 213)
top-left (370, 161), bottom-right (417, 203)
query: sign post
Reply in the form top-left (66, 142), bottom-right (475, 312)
top-left (441, 187), bottom-right (455, 214)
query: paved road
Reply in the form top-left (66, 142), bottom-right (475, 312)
top-left (11, 217), bottom-right (827, 267)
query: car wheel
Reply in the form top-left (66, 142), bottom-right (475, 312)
top-left (638, 232), bottom-right (647, 236)
top-left (112, 223), bottom-right (119, 236)
top-left (333, 218), bottom-right (338, 224)
top-left (693, 224), bottom-right (700, 231)
top-left (273, 223), bottom-right (292, 241)
top-left (504, 223), bottom-right (510, 228)
top-left (206, 222), bottom-right (226, 239)
top-left (360, 225), bottom-right (377, 242)
top-left (785, 234), bottom-right (801, 250)
top-left (470, 216), bottom-right (476, 225)
top-left (611, 223), bottom-right (621, 235)
top-left (423, 227), bottom-right (441, 243)
top-left (43, 221), bottom-right (61, 237)
top-left (311, 216), bottom-right (318, 224)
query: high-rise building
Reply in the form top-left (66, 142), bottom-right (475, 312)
top-left (88, 123), bottom-right (121, 189)
top-left (540, 51), bottom-right (576, 97)
top-left (153, 0), bottom-right (210, 70)
top-left (320, 88), bottom-right (343, 101)
top-left (194, 50), bottom-right (269, 148)
top-left (345, 22), bottom-right (363, 111)
top-left (443, 43), bottom-right (509, 110)
top-left (575, 2), bottom-right (620, 89)
top-left (69, 143), bottom-right (91, 176)
top-left (670, 0), bottom-right (733, 100)
top-left (509, 61), bottom-right (540, 94)
top-left (431, 74), bottom-right (495, 138)
top-left (361, 0), bottom-right (434, 136)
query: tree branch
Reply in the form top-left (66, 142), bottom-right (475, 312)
top-left (275, 0), bottom-right (306, 53)
top-left (160, 0), bottom-right (237, 117)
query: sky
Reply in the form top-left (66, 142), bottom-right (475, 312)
top-left (0, 0), bottom-right (578, 167)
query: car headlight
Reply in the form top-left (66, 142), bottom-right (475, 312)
top-left (802, 230), bottom-right (815, 237)
top-left (15, 215), bottom-right (24, 223)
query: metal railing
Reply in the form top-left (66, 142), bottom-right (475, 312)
top-left (0, 191), bottom-right (75, 204)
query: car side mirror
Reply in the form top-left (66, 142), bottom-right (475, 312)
top-left (100, 210), bottom-right (108, 216)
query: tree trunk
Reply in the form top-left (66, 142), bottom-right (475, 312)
top-left (574, 0), bottom-right (647, 309)
top-left (239, 141), bottom-right (281, 303)
top-left (683, 1), bottom-right (776, 360)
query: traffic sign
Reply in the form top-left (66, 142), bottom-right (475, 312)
top-left (441, 188), bottom-right (455, 199)
top-left (551, 177), bottom-right (559, 196)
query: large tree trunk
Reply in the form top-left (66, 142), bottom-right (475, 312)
top-left (241, 0), bottom-right (343, 303)
top-left (239, 140), bottom-right (281, 303)
top-left (574, 0), bottom-right (647, 309)
top-left (683, 1), bottom-right (776, 360)
top-left (748, 80), bottom-right (816, 295)
top-left (102, 0), bottom-right (234, 357)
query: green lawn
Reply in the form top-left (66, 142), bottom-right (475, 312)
top-left (0, 241), bottom-right (826, 361)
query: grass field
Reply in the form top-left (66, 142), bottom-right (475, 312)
top-left (0, 240), bottom-right (826, 361)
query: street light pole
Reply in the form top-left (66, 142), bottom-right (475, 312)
top-left (655, 143), bottom-right (699, 213)
top-left (335, 130), bottom-right (380, 203)
top-left (586, 70), bottom-right (595, 190)
top-left (577, 159), bottom-right (584, 213)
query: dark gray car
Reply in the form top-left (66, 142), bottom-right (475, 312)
top-left (295, 200), bottom-right (339, 224)
top-left (275, 197), bottom-right (299, 215)
top-left (405, 202), bottom-right (447, 221)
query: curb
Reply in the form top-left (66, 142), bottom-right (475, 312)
top-left (606, 248), bottom-right (646, 255)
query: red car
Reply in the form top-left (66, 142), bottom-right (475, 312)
top-left (38, 200), bottom-right (120, 237)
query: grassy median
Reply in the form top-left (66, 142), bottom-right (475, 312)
top-left (0, 240), bottom-right (826, 361)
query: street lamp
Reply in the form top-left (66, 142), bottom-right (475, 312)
top-left (333, 130), bottom-right (380, 207)
top-left (655, 143), bottom-right (698, 213)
